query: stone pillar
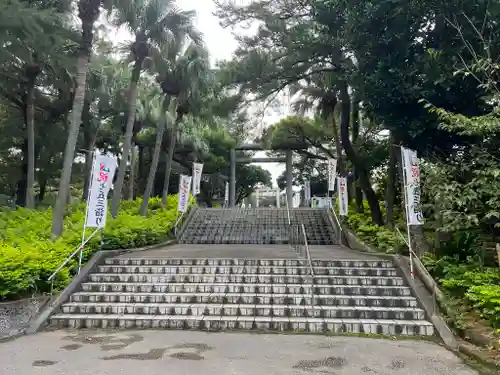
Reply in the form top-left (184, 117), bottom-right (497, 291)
top-left (286, 150), bottom-right (293, 209)
top-left (256, 190), bottom-right (260, 207)
top-left (276, 188), bottom-right (280, 207)
top-left (230, 148), bottom-right (236, 207)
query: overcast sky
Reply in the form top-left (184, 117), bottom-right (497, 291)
top-left (109, 0), bottom-right (288, 187)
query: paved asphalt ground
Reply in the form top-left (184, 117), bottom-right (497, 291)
top-left (1, 330), bottom-right (478, 375)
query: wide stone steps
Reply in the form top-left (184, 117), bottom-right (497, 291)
top-left (50, 314), bottom-right (434, 335)
top-left (87, 273), bottom-right (405, 286)
top-left (183, 237), bottom-right (333, 245)
top-left (103, 258), bottom-right (395, 268)
top-left (49, 255), bottom-right (434, 336)
top-left (180, 208), bottom-right (337, 245)
top-left (69, 292), bottom-right (419, 307)
top-left (96, 265), bottom-right (399, 277)
top-left (80, 282), bottom-right (411, 296)
top-left (60, 302), bottom-right (425, 320)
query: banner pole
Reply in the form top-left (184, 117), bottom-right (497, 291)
top-left (401, 148), bottom-right (414, 280)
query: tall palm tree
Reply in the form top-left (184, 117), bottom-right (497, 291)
top-left (0, 0), bottom-right (72, 209)
top-left (110, 0), bottom-right (200, 217)
top-left (81, 52), bottom-right (123, 200)
top-left (153, 39), bottom-right (211, 205)
top-left (51, 0), bottom-right (106, 237)
top-left (139, 93), bottom-right (174, 216)
top-left (289, 73), bottom-right (345, 174)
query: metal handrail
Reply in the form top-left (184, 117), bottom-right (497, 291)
top-left (300, 223), bottom-right (315, 307)
top-left (301, 223), bottom-right (314, 277)
top-left (330, 202), bottom-right (343, 235)
top-left (395, 227), bottom-right (437, 315)
top-left (174, 210), bottom-right (186, 237)
top-left (47, 227), bottom-right (99, 295)
top-left (174, 202), bottom-right (195, 238)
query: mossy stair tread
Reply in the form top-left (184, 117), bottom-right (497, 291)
top-left (88, 273), bottom-right (404, 283)
top-left (70, 291), bottom-right (417, 300)
top-left (62, 301), bottom-right (424, 312)
top-left (81, 281), bottom-right (410, 290)
top-left (97, 266), bottom-right (398, 272)
top-left (50, 313), bottom-right (433, 325)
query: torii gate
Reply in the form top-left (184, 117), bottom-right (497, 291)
top-left (228, 143), bottom-right (300, 209)
top-left (254, 187), bottom-right (281, 207)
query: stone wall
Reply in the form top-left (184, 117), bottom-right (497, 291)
top-left (0, 296), bottom-right (49, 339)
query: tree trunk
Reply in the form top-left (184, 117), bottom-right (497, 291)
top-left (15, 138), bottom-right (27, 207)
top-left (161, 114), bottom-right (183, 206)
top-left (38, 176), bottom-right (47, 203)
top-left (127, 143), bottom-right (137, 200)
top-left (329, 111), bottom-right (345, 175)
top-left (25, 74), bottom-right (37, 209)
top-left (384, 132), bottom-right (397, 227)
top-left (51, 5), bottom-right (98, 237)
top-left (140, 100), bottom-right (170, 215)
top-left (339, 83), bottom-right (383, 225)
top-left (137, 145), bottom-right (145, 194)
top-left (351, 94), bottom-right (363, 213)
top-left (82, 101), bottom-right (96, 201)
top-left (111, 60), bottom-right (142, 217)
top-left (82, 143), bottom-right (95, 201)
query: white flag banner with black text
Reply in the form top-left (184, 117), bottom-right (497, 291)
top-left (337, 177), bottom-right (348, 216)
top-left (178, 175), bottom-right (192, 213)
top-left (304, 180), bottom-right (311, 202)
top-left (85, 154), bottom-right (117, 228)
top-left (224, 182), bottom-right (229, 203)
top-left (327, 158), bottom-right (337, 191)
top-left (401, 147), bottom-right (424, 225)
top-left (192, 162), bottom-right (203, 196)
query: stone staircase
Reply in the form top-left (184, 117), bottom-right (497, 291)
top-left (49, 256), bottom-right (434, 336)
top-left (179, 208), bottom-right (337, 245)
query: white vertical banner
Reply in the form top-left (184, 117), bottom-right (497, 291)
top-left (178, 174), bottom-right (192, 213)
top-left (224, 182), bottom-right (229, 204)
top-left (337, 177), bottom-right (348, 216)
top-left (327, 158), bottom-right (337, 191)
top-left (401, 147), bottom-right (424, 225)
top-left (192, 162), bottom-right (203, 196)
top-left (85, 154), bottom-right (117, 228)
top-left (304, 180), bottom-right (311, 203)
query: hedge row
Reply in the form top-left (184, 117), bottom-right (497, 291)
top-left (0, 195), bottom-right (184, 301)
top-left (341, 200), bottom-right (406, 254)
top-left (344, 200), bottom-right (500, 331)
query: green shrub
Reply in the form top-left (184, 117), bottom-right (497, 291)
top-left (340, 200), bottom-right (406, 254)
top-left (0, 195), bottom-right (187, 301)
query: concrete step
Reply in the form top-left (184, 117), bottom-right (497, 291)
top-left (96, 265), bottom-right (399, 277)
top-left (49, 314), bottom-right (434, 335)
top-left (60, 302), bottom-right (425, 320)
top-left (87, 273), bottom-right (405, 286)
top-left (70, 292), bottom-right (419, 307)
top-left (80, 282), bottom-right (412, 296)
top-left (177, 241), bottom-right (339, 246)
top-left (104, 258), bottom-right (394, 268)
